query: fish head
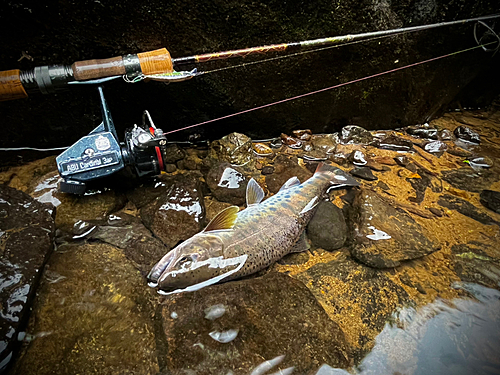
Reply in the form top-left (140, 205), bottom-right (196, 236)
top-left (148, 232), bottom-right (246, 293)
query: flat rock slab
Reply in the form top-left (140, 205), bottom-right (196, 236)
top-left (0, 185), bottom-right (55, 371)
top-left (349, 189), bottom-right (440, 268)
top-left (438, 194), bottom-right (500, 227)
top-left (294, 255), bottom-right (410, 361)
top-left (89, 212), bottom-right (170, 275)
top-left (141, 174), bottom-right (206, 248)
top-left (11, 243), bottom-right (159, 375)
top-left (441, 167), bottom-right (500, 193)
top-left (161, 272), bottom-right (350, 374)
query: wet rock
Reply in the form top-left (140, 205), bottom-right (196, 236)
top-left (206, 162), bottom-right (249, 205)
top-left (394, 156), bottom-right (410, 167)
top-left (165, 163), bottom-right (177, 173)
top-left (303, 142), bottom-right (313, 152)
top-left (265, 155), bottom-right (313, 194)
top-left (163, 144), bottom-right (186, 164)
top-left (441, 168), bottom-right (500, 193)
top-left (261, 166), bottom-right (274, 175)
top-left (446, 144), bottom-right (473, 157)
top-left (374, 156), bottom-right (397, 166)
top-left (349, 189), bottom-right (440, 268)
top-left (311, 134), bottom-right (337, 154)
top-left (440, 129), bottom-right (454, 140)
top-left (377, 134), bottom-right (413, 152)
top-left (252, 143), bottom-right (273, 156)
top-left (428, 207), bottom-right (443, 217)
top-left (177, 154), bottom-right (202, 170)
top-left (11, 243), bottom-right (158, 375)
top-left (294, 255), bottom-right (409, 360)
top-left (454, 126), bottom-right (480, 144)
top-left (406, 126), bottom-right (439, 140)
top-left (480, 190), bottom-right (500, 214)
top-left (437, 194), bottom-right (500, 226)
top-left (452, 242), bottom-right (500, 288)
top-left (208, 132), bottom-right (253, 166)
top-left (307, 201), bottom-right (347, 251)
top-left (292, 129), bottom-right (312, 141)
top-left (340, 125), bottom-right (373, 145)
top-left (365, 160), bottom-right (384, 172)
top-left (54, 188), bottom-right (127, 232)
top-left (270, 138), bottom-right (283, 149)
top-left (89, 212), bottom-right (170, 275)
top-left (376, 181), bottom-right (390, 191)
top-left (0, 156), bottom-right (57, 193)
top-left (204, 197), bottom-right (234, 222)
top-left (141, 175), bottom-right (206, 248)
top-left (302, 150), bottom-right (328, 162)
top-left (160, 272), bottom-right (349, 374)
top-left (0, 185), bottom-right (55, 371)
top-left (280, 133), bottom-right (303, 149)
top-left (329, 153), bottom-right (349, 166)
top-left (348, 150), bottom-right (367, 166)
top-left (406, 169), bottom-right (431, 204)
top-left (424, 140), bottom-right (447, 154)
top-left (350, 167), bottom-right (377, 181)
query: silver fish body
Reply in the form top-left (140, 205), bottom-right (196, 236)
top-left (148, 163), bottom-right (358, 293)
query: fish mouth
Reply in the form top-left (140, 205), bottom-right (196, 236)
top-left (147, 250), bottom-right (177, 283)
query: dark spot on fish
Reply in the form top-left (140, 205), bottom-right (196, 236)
top-left (269, 207), bottom-right (277, 211)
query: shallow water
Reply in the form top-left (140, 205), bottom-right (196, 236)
top-left (350, 282), bottom-right (500, 375)
top-left (2, 106), bottom-right (500, 374)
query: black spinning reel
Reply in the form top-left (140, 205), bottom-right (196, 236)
top-left (56, 86), bottom-right (169, 194)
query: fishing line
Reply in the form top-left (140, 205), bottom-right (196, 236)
top-left (164, 41), bottom-right (497, 135)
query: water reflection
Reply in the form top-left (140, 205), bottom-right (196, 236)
top-left (341, 282), bottom-right (500, 375)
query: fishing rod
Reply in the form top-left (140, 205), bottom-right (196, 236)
top-left (0, 14), bottom-right (498, 195)
top-left (0, 13), bottom-right (499, 101)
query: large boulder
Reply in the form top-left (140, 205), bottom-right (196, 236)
top-left (0, 185), bottom-right (55, 372)
top-left (10, 243), bottom-right (159, 375)
top-left (160, 272), bottom-right (350, 374)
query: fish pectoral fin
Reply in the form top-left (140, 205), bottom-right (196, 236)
top-left (203, 206), bottom-right (240, 232)
top-left (246, 178), bottom-right (265, 206)
top-left (278, 176), bottom-right (301, 192)
top-left (289, 232), bottom-right (310, 253)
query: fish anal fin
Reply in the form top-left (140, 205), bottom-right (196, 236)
top-left (204, 206), bottom-right (239, 232)
top-left (279, 176), bottom-right (301, 192)
top-left (246, 178), bottom-right (265, 206)
top-left (289, 232), bottom-right (310, 253)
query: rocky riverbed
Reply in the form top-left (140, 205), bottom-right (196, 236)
top-left (1, 101), bottom-right (500, 374)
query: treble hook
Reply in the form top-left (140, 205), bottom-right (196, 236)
top-left (474, 20), bottom-right (500, 55)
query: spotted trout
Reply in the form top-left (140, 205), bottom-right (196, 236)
top-left (148, 162), bottom-right (359, 294)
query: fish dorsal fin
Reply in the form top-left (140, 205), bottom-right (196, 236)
top-left (279, 176), bottom-right (301, 192)
top-left (246, 178), bottom-right (265, 206)
top-left (203, 206), bottom-right (239, 232)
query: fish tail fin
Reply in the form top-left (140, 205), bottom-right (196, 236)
top-left (315, 162), bottom-right (360, 187)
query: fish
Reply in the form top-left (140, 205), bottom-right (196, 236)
top-left (148, 162), bottom-right (359, 294)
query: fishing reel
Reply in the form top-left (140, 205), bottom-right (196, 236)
top-left (56, 86), bottom-right (168, 194)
